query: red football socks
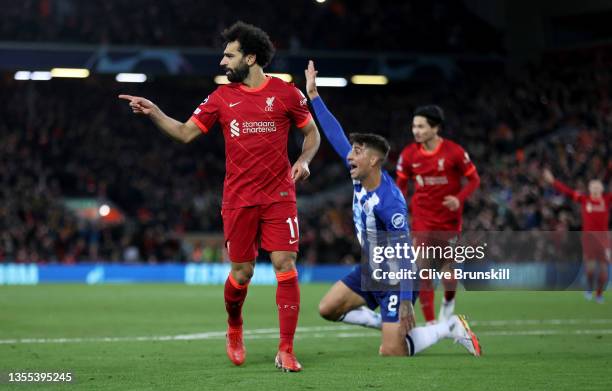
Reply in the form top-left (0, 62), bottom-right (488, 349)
top-left (596, 265), bottom-right (608, 298)
top-left (419, 279), bottom-right (436, 322)
top-left (586, 269), bottom-right (595, 292)
top-left (443, 276), bottom-right (457, 301)
top-left (224, 273), bottom-right (249, 328)
top-left (276, 270), bottom-right (300, 353)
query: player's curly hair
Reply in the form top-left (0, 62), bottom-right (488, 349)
top-left (221, 21), bottom-right (275, 68)
top-left (349, 133), bottom-right (391, 162)
top-left (414, 105), bottom-right (445, 128)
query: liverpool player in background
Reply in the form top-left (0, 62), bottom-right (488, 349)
top-left (119, 22), bottom-right (320, 372)
top-left (395, 106), bottom-right (480, 324)
top-left (306, 61), bottom-right (481, 357)
top-left (543, 169), bottom-right (611, 303)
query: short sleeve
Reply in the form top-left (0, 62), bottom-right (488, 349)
top-left (190, 92), bottom-right (220, 133)
top-left (287, 86), bottom-right (312, 128)
top-left (395, 148), bottom-right (412, 180)
top-left (454, 145), bottom-right (476, 177)
top-left (379, 198), bottom-right (408, 232)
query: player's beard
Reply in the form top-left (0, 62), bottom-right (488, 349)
top-left (225, 62), bottom-right (250, 83)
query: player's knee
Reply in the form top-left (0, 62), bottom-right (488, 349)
top-left (231, 265), bottom-right (254, 284)
top-left (271, 254), bottom-right (297, 273)
top-left (274, 263), bottom-right (296, 273)
top-left (379, 344), bottom-right (408, 357)
top-left (238, 272), bottom-right (253, 284)
top-left (233, 271), bottom-right (252, 285)
top-left (318, 300), bottom-right (340, 321)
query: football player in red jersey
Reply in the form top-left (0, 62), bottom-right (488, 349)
top-left (395, 105), bottom-right (480, 324)
top-left (119, 21), bottom-right (320, 372)
top-left (543, 169), bottom-right (611, 303)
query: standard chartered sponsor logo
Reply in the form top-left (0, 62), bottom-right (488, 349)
top-left (242, 121), bottom-right (277, 134)
top-left (416, 174), bottom-right (448, 186)
top-left (230, 119), bottom-right (240, 137)
top-left (424, 176), bottom-right (448, 185)
top-left (229, 119), bottom-right (277, 137)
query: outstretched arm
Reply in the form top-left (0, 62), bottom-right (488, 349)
top-left (304, 61), bottom-right (352, 165)
top-left (543, 169), bottom-right (583, 202)
top-left (118, 95), bottom-right (201, 143)
top-left (552, 180), bottom-right (583, 202)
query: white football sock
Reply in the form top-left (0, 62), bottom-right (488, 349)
top-left (438, 297), bottom-right (455, 322)
top-left (339, 306), bottom-right (382, 329)
top-left (406, 321), bottom-right (451, 355)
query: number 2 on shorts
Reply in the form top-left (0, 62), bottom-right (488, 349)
top-left (388, 295), bottom-right (398, 312)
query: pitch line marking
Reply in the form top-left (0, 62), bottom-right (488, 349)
top-left (471, 318), bottom-right (612, 327)
top-left (1, 320), bottom-right (612, 345)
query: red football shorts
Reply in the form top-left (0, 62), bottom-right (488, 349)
top-left (411, 220), bottom-right (460, 262)
top-left (221, 202), bottom-right (299, 262)
top-left (581, 232), bottom-right (610, 263)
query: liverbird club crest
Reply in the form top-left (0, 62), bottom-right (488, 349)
top-left (265, 96), bottom-right (275, 112)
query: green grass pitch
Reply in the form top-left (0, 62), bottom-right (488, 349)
top-left (1, 284), bottom-right (611, 390)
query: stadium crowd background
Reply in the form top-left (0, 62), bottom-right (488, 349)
top-left (0, 0), bottom-right (610, 264)
top-left (0, 0), bottom-right (501, 53)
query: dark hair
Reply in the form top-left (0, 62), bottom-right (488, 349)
top-left (221, 21), bottom-right (275, 67)
top-left (414, 105), bottom-right (445, 128)
top-left (349, 133), bottom-right (390, 161)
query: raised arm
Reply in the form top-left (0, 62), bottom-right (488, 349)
top-left (304, 61), bottom-right (352, 165)
top-left (552, 180), bottom-right (584, 202)
top-left (543, 169), bottom-right (583, 202)
top-left (118, 95), bottom-right (201, 144)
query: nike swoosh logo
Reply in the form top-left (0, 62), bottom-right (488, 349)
top-left (229, 102), bottom-right (241, 107)
top-left (289, 239), bottom-right (299, 244)
top-left (412, 163), bottom-right (421, 168)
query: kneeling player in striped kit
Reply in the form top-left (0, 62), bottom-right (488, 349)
top-left (305, 61), bottom-right (481, 357)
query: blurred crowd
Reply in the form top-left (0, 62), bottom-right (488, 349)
top-left (0, 77), bottom-right (222, 263)
top-left (298, 56), bottom-right (612, 264)
top-left (0, 0), bottom-right (501, 53)
top-left (0, 53), bottom-right (611, 264)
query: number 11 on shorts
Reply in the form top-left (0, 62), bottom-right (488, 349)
top-left (286, 217), bottom-right (299, 240)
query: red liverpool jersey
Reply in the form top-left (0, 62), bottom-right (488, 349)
top-left (396, 138), bottom-right (476, 230)
top-left (190, 76), bottom-right (312, 209)
top-left (552, 180), bottom-right (611, 231)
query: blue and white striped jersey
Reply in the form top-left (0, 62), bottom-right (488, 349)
top-left (351, 171), bottom-right (409, 247)
top-left (311, 96), bottom-right (413, 299)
